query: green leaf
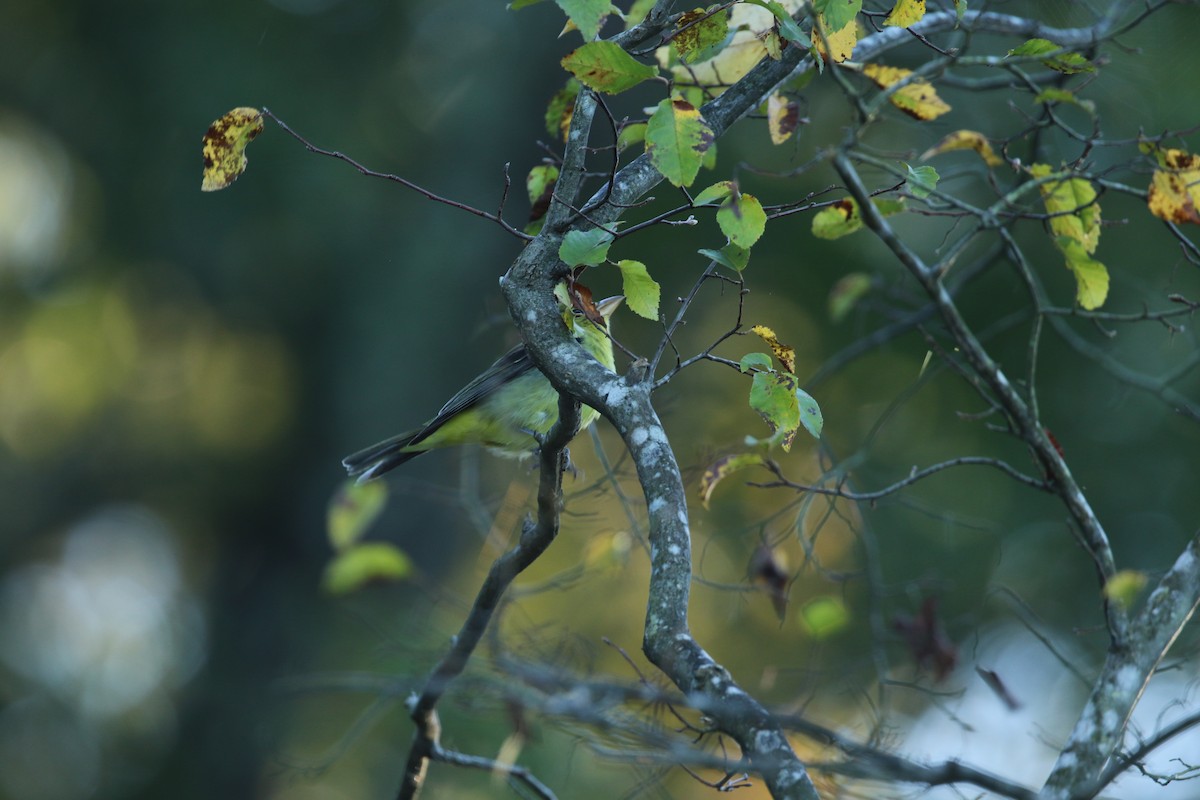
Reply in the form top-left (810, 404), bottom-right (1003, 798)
top-left (904, 163), bottom-right (939, 199)
top-left (739, 352), bottom-right (773, 373)
top-left (615, 259), bottom-right (661, 320)
top-left (873, 198), bottom-right (906, 216)
top-left (526, 164), bottom-right (559, 205)
top-left (561, 41), bottom-right (658, 94)
top-left (555, 0), bottom-right (615, 40)
top-left (617, 121), bottom-right (647, 152)
top-left (559, 227), bottom-right (614, 266)
top-left (1007, 38), bottom-right (1094, 74)
top-left (693, 180), bottom-right (733, 206)
top-left (525, 164), bottom-right (558, 235)
top-left (1007, 38), bottom-right (1058, 58)
top-left (1034, 87), bottom-right (1095, 114)
top-left (323, 542), bottom-right (413, 595)
top-left (828, 272), bottom-right (872, 322)
top-left (1035, 88), bottom-right (1074, 104)
top-left (327, 479), bottom-right (388, 551)
top-left (646, 97), bottom-right (715, 188)
top-left (796, 387), bottom-right (823, 439)
top-left (672, 6), bottom-right (730, 64)
top-left (1058, 237), bottom-right (1109, 310)
top-left (1046, 52), bottom-right (1093, 74)
top-left (699, 452), bottom-right (768, 508)
top-left (801, 596), bottom-right (849, 638)
top-left (544, 79), bottom-right (580, 141)
top-left (750, 370), bottom-right (800, 450)
top-left (509, 0), bottom-right (547, 9)
top-left (812, 0), bottom-right (861, 32)
top-left (701, 138), bottom-right (718, 171)
top-left (744, 0), bottom-right (811, 47)
top-left (954, 0), bottom-right (967, 23)
top-left (717, 192), bottom-right (767, 248)
top-left (698, 241), bottom-right (751, 271)
top-left (623, 0), bottom-right (655, 27)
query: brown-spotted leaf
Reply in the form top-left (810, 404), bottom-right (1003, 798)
top-left (862, 64), bottom-right (950, 120)
top-left (545, 79), bottom-right (581, 141)
top-left (767, 92), bottom-right (802, 144)
top-left (699, 451), bottom-right (768, 508)
top-left (813, 14), bottom-right (857, 63)
top-left (750, 324), bottom-right (795, 373)
top-left (672, 6), bottom-right (729, 64)
top-left (1146, 147), bottom-right (1200, 225)
top-left (646, 97), bottom-right (714, 188)
top-left (201, 107), bottom-right (264, 191)
top-left (561, 41), bottom-right (657, 94)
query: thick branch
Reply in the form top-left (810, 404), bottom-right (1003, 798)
top-left (1040, 533), bottom-right (1200, 800)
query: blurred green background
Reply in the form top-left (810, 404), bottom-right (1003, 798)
top-left (2, 1), bottom-right (1199, 798)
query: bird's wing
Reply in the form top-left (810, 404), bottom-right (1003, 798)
top-left (408, 343), bottom-right (536, 444)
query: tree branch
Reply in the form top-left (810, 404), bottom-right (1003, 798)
top-left (1040, 532), bottom-right (1200, 800)
top-left (395, 395), bottom-right (581, 799)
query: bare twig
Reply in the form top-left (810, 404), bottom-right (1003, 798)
top-left (260, 108), bottom-right (531, 240)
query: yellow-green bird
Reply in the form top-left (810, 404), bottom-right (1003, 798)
top-left (343, 294), bottom-right (623, 482)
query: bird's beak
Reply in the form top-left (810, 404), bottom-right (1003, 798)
top-left (596, 295), bottom-right (624, 326)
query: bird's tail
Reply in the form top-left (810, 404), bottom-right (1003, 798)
top-left (342, 430), bottom-right (427, 482)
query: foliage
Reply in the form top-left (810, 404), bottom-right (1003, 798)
top-left (4, 1), bottom-right (1200, 800)
top-left (198, 2), bottom-right (1200, 797)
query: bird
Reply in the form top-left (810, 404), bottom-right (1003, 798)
top-left (342, 294), bottom-right (623, 482)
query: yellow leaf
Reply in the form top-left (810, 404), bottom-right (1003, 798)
top-left (669, 34), bottom-right (766, 96)
top-left (327, 479), bottom-right (388, 551)
top-left (813, 15), bottom-right (857, 63)
top-left (884, 0), bottom-right (925, 27)
top-left (201, 107), bottom-right (264, 192)
top-left (1104, 570), bottom-right (1148, 610)
top-left (761, 27), bottom-right (783, 60)
top-left (1146, 148), bottom-right (1200, 225)
top-left (322, 542), bottom-right (413, 595)
top-left (921, 130), bottom-right (1002, 167)
top-left (768, 92), bottom-right (800, 144)
top-left (862, 64), bottom-right (950, 120)
top-left (664, 1), bottom-right (803, 92)
top-left (750, 324), bottom-right (796, 373)
top-left (1030, 164), bottom-right (1101, 254)
top-left (1060, 238), bottom-right (1109, 310)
